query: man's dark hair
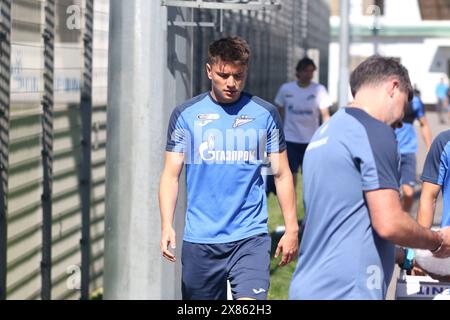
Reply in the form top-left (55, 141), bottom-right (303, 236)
top-left (296, 57), bottom-right (316, 72)
top-left (208, 36), bottom-right (251, 65)
top-left (350, 55), bottom-right (413, 101)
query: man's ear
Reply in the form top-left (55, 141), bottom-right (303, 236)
top-left (387, 79), bottom-right (399, 98)
top-left (206, 63), bottom-right (212, 80)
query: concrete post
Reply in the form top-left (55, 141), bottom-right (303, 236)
top-left (338, 0), bottom-right (350, 107)
top-left (104, 0), bottom-right (190, 299)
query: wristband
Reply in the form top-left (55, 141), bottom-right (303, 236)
top-left (400, 248), bottom-right (414, 271)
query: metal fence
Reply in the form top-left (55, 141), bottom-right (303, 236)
top-left (192, 0), bottom-right (330, 101)
top-left (3, 0), bottom-right (108, 300)
top-left (1, 0), bottom-right (329, 299)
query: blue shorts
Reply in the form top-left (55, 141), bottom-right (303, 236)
top-left (286, 142), bottom-right (308, 173)
top-left (181, 233), bottom-right (271, 300)
top-left (400, 153), bottom-right (417, 187)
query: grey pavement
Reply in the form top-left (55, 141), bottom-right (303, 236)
top-left (386, 111), bottom-right (449, 300)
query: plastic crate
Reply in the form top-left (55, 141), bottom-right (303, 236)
top-left (395, 274), bottom-right (450, 300)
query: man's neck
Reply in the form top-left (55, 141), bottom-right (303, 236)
top-left (297, 80), bottom-right (311, 88)
top-left (209, 90), bottom-right (241, 104)
top-left (349, 104), bottom-right (380, 121)
top-left (350, 89), bottom-right (387, 123)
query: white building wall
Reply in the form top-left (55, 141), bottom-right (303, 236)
top-left (329, 0), bottom-right (450, 105)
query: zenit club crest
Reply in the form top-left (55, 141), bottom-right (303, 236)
top-left (233, 115), bottom-right (255, 128)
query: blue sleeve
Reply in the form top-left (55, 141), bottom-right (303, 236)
top-left (366, 129), bottom-right (400, 190)
top-left (421, 131), bottom-right (450, 185)
top-left (346, 109), bottom-right (400, 191)
top-left (166, 106), bottom-right (188, 153)
top-left (252, 96), bottom-right (287, 153)
top-left (266, 108), bottom-right (287, 153)
top-left (358, 128), bottom-right (400, 191)
top-left (412, 97), bottom-right (425, 119)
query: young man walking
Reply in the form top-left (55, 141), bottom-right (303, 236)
top-left (159, 36), bottom-right (298, 300)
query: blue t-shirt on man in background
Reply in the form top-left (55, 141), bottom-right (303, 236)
top-left (289, 108), bottom-right (400, 300)
top-left (166, 92), bottom-right (286, 244)
top-left (436, 82), bottom-right (448, 100)
top-left (395, 95), bottom-right (425, 154)
top-left (421, 130), bottom-right (450, 227)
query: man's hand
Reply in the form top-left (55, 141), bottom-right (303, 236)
top-left (274, 230), bottom-right (298, 267)
top-left (412, 261), bottom-right (427, 276)
top-left (433, 227), bottom-right (450, 258)
top-left (160, 226), bottom-right (177, 262)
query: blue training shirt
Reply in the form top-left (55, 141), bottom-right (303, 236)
top-left (289, 108), bottom-right (400, 300)
top-left (166, 92), bottom-right (286, 244)
top-left (421, 130), bottom-right (450, 227)
top-left (395, 95), bottom-right (425, 154)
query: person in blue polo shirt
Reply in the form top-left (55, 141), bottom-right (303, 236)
top-left (435, 78), bottom-right (448, 124)
top-left (415, 131), bottom-right (450, 280)
top-left (395, 88), bottom-right (431, 213)
top-left (159, 36), bottom-right (298, 300)
top-left (289, 55), bottom-right (450, 300)
top-left (418, 130), bottom-right (450, 229)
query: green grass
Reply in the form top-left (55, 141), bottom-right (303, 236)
top-left (267, 172), bottom-right (304, 300)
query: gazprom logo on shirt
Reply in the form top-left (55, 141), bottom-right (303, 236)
top-left (171, 125), bottom-right (281, 165)
top-left (199, 134), bottom-right (257, 163)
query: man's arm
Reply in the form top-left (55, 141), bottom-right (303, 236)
top-left (418, 116), bottom-right (432, 151)
top-left (366, 188), bottom-right (450, 258)
top-left (417, 181), bottom-right (441, 229)
top-left (159, 151), bottom-right (184, 262)
top-left (320, 107), bottom-right (331, 123)
top-left (269, 150), bottom-right (298, 266)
